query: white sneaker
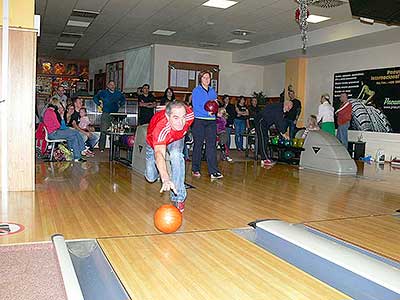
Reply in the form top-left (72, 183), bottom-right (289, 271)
top-left (226, 156), bottom-right (233, 162)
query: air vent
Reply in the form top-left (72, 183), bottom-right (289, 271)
top-left (60, 32), bottom-right (83, 38)
top-left (312, 0), bottom-right (346, 8)
top-left (231, 29), bottom-right (255, 36)
top-left (71, 9), bottom-right (99, 19)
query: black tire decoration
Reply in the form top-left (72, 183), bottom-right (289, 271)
top-left (349, 99), bottom-right (392, 133)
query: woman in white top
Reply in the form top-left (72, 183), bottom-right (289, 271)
top-left (317, 93), bottom-right (335, 136)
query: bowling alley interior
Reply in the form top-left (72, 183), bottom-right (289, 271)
top-left (1, 0), bottom-right (400, 299)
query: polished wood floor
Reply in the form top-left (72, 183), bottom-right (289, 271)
top-left (99, 231), bottom-right (349, 300)
top-left (1, 155), bottom-right (400, 299)
top-left (306, 214), bottom-right (400, 261)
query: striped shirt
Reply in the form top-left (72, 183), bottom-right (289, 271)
top-left (146, 106), bottom-right (194, 148)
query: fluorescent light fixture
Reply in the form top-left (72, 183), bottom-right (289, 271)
top-left (360, 17), bottom-right (374, 24)
top-left (307, 14), bottom-right (331, 23)
top-left (199, 41), bottom-right (218, 47)
top-left (202, 0), bottom-right (238, 9)
top-left (152, 29), bottom-right (176, 36)
top-left (57, 42), bottom-right (75, 47)
top-left (67, 20), bottom-right (91, 27)
top-left (227, 39), bottom-right (250, 44)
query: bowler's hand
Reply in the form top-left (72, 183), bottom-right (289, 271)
top-left (160, 179), bottom-right (177, 195)
top-left (282, 132), bottom-right (290, 140)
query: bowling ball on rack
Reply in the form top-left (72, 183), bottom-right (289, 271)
top-left (154, 204), bottom-right (182, 234)
top-left (283, 151), bottom-right (295, 160)
top-left (297, 138), bottom-right (305, 148)
top-left (127, 135), bottom-right (135, 147)
top-left (278, 137), bottom-right (285, 146)
top-left (292, 138), bottom-right (298, 148)
top-left (284, 139), bottom-right (291, 147)
top-left (204, 100), bottom-right (219, 115)
top-left (271, 136), bottom-right (279, 145)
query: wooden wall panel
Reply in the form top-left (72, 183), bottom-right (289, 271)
top-left (285, 57), bottom-right (308, 127)
top-left (0, 28), bottom-right (36, 191)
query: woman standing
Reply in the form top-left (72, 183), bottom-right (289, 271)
top-left (317, 93), bottom-right (335, 136)
top-left (159, 87), bottom-right (176, 105)
top-left (191, 71), bottom-right (222, 179)
top-left (234, 96), bottom-right (249, 151)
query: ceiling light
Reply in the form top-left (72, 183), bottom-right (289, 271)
top-left (202, 0), bottom-right (238, 9)
top-left (232, 29), bottom-right (255, 36)
top-left (199, 41), bottom-right (218, 47)
top-left (71, 9), bottom-right (99, 19)
top-left (61, 32), bottom-right (83, 38)
top-left (359, 17), bottom-right (374, 25)
top-left (57, 42), bottom-right (75, 47)
top-left (206, 21), bottom-right (215, 25)
top-left (152, 29), bottom-right (176, 36)
top-left (227, 39), bottom-right (250, 44)
top-left (55, 47), bottom-right (72, 51)
top-left (67, 20), bottom-right (91, 28)
top-left (307, 14), bottom-right (331, 23)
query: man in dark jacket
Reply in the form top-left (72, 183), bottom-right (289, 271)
top-left (255, 101), bottom-right (292, 166)
top-left (285, 89), bottom-right (302, 139)
top-left (93, 80), bottom-right (126, 152)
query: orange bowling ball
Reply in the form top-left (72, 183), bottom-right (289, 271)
top-left (154, 204), bottom-right (182, 234)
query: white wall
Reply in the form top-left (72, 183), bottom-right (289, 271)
top-left (263, 62), bottom-right (285, 97)
top-left (153, 44), bottom-right (264, 96)
top-left (89, 46), bottom-right (152, 93)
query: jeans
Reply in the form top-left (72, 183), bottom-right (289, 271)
top-left (234, 119), bottom-right (246, 150)
top-left (226, 126), bottom-right (232, 149)
top-left (255, 115), bottom-right (270, 160)
top-left (79, 131), bottom-right (100, 150)
top-left (284, 119), bottom-right (296, 139)
top-left (337, 122), bottom-right (349, 149)
top-left (145, 139), bottom-right (186, 202)
top-left (192, 119), bottom-right (219, 174)
top-left (48, 128), bottom-right (85, 159)
top-left (99, 112), bottom-right (112, 151)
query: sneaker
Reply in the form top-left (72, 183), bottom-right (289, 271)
top-left (175, 201), bottom-right (185, 213)
top-left (74, 157), bottom-right (87, 162)
top-left (210, 172), bottom-right (223, 179)
top-left (226, 156), bottom-right (233, 162)
top-left (261, 159), bottom-right (276, 166)
top-left (192, 171), bottom-right (201, 177)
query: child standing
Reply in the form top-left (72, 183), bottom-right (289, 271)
top-left (216, 108), bottom-right (233, 162)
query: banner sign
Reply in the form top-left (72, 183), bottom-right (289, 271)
top-left (333, 67), bottom-right (400, 133)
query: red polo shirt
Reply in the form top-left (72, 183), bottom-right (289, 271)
top-left (146, 106), bottom-right (194, 149)
top-left (336, 102), bottom-right (352, 125)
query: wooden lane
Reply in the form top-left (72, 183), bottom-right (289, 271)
top-left (98, 230), bottom-right (349, 300)
top-left (306, 215), bottom-right (400, 262)
top-left (1, 161), bottom-right (400, 244)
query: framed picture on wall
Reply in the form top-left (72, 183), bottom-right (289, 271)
top-left (106, 60), bottom-right (124, 91)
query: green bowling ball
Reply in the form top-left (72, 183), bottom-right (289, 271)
top-left (271, 136), bottom-right (279, 145)
top-left (284, 139), bottom-right (291, 147)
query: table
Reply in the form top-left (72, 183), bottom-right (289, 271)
top-left (106, 131), bottom-right (136, 167)
top-left (348, 141), bottom-right (366, 160)
top-left (241, 132), bottom-right (258, 160)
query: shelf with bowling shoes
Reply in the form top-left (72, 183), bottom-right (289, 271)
top-left (268, 136), bottom-right (305, 165)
